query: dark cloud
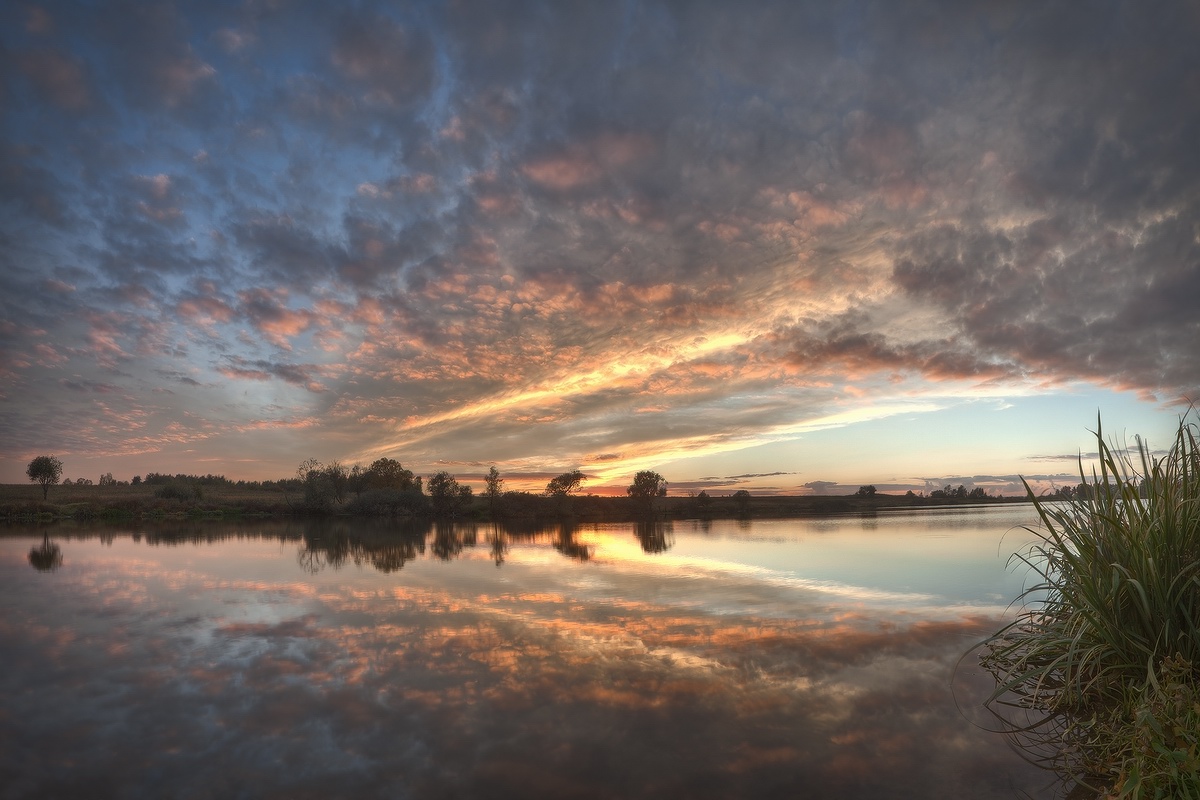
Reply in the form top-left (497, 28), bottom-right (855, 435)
top-left (95, 1), bottom-right (221, 113)
top-left (329, 9), bottom-right (435, 109)
top-left (220, 355), bottom-right (324, 392)
top-left (14, 48), bottom-right (95, 110)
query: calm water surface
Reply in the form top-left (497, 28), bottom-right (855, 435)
top-left (1, 506), bottom-right (1060, 799)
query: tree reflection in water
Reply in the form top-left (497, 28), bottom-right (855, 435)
top-left (635, 519), bottom-right (674, 554)
top-left (431, 521), bottom-right (478, 560)
top-left (297, 518), bottom-right (428, 574)
top-left (291, 519), bottom-right (613, 573)
top-left (28, 535), bottom-right (63, 572)
top-left (17, 517), bottom-right (673, 578)
top-left (553, 523), bottom-right (592, 562)
top-left (487, 525), bottom-right (508, 566)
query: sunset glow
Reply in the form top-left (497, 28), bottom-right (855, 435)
top-left (2, 1), bottom-right (1197, 494)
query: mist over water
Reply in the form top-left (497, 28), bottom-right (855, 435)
top-left (1, 507), bottom-right (1059, 798)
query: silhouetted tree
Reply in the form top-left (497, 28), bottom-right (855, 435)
top-left (324, 461), bottom-right (349, 504)
top-left (364, 458), bottom-right (419, 491)
top-left (856, 485), bottom-right (877, 497)
top-left (428, 471), bottom-right (472, 518)
top-left (485, 466), bottom-right (504, 517)
top-left (348, 463), bottom-right (367, 496)
top-left (26, 455), bottom-right (64, 500)
top-left (546, 469), bottom-right (586, 497)
top-left (627, 470), bottom-right (667, 513)
top-left (296, 458), bottom-right (346, 511)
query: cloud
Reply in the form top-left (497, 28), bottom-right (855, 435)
top-left (219, 356), bottom-right (325, 393)
top-left (329, 10), bottom-right (435, 109)
top-left (15, 48), bottom-right (94, 110)
top-left (0, 0), bottom-right (1196, 483)
top-left (96, 1), bottom-right (218, 112)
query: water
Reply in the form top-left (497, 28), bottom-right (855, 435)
top-left (0, 506), bottom-right (1060, 799)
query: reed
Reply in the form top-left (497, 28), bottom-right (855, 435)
top-left (979, 413), bottom-right (1200, 798)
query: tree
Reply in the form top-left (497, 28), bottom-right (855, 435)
top-left (348, 463), bottom-right (367, 497)
top-left (99, 472), bottom-right (116, 486)
top-left (427, 471), bottom-right (472, 518)
top-left (546, 469), bottom-right (585, 497)
top-left (27, 456), bottom-right (64, 500)
top-left (732, 489), bottom-right (752, 515)
top-left (295, 458), bottom-right (346, 511)
top-left (364, 458), bottom-right (418, 491)
top-left (856, 485), bottom-right (877, 497)
top-left (323, 461), bottom-right (349, 504)
top-left (485, 466), bottom-right (504, 516)
top-left (627, 470), bottom-right (667, 513)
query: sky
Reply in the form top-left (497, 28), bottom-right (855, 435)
top-left (1, 0), bottom-right (1198, 496)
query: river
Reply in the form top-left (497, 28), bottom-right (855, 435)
top-left (0, 505), bottom-right (1063, 799)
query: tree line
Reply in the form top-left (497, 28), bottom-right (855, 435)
top-left (24, 453), bottom-right (669, 520)
top-left (289, 457), bottom-right (668, 518)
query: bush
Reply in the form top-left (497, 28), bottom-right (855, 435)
top-left (978, 414), bottom-right (1200, 798)
top-left (155, 482), bottom-right (202, 501)
top-left (342, 488), bottom-right (430, 517)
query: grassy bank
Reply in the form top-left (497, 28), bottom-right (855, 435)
top-left (0, 482), bottom-right (292, 521)
top-left (0, 481), bottom-right (1023, 523)
top-left (978, 415), bottom-right (1200, 798)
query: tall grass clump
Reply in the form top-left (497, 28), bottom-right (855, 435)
top-left (979, 413), bottom-right (1200, 798)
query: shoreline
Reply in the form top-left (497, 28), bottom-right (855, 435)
top-left (0, 482), bottom-right (1033, 525)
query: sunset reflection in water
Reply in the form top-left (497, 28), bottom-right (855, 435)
top-left (0, 509), bottom-right (1057, 799)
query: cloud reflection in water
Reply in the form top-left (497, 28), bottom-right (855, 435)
top-left (0, 516), bottom-right (1052, 798)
